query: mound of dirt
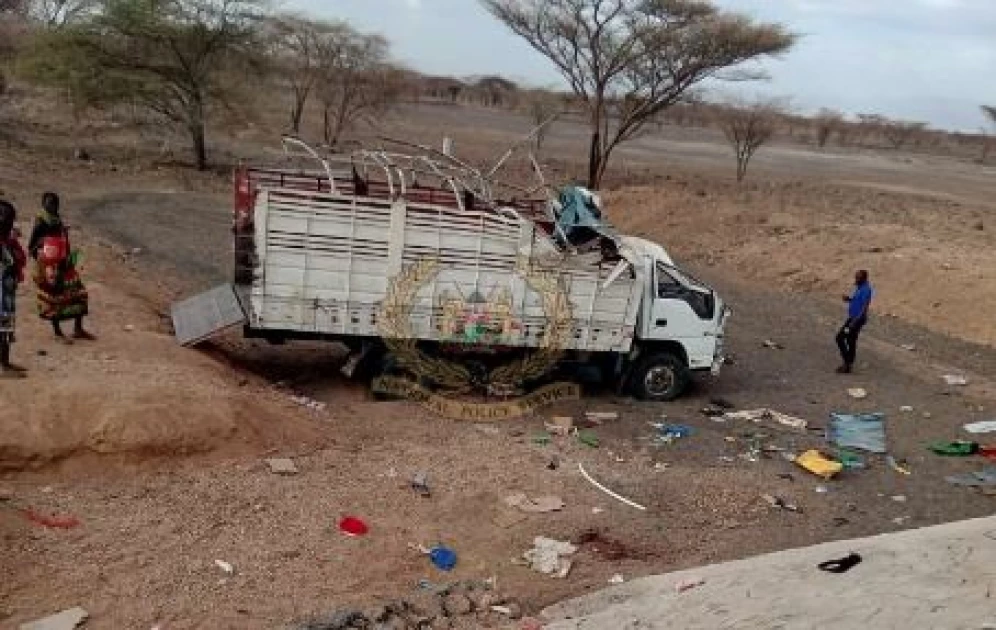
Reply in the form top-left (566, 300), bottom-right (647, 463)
top-left (0, 254), bottom-right (328, 473)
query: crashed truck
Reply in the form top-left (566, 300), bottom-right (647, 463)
top-left (171, 138), bottom-right (729, 401)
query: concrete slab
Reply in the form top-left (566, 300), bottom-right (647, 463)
top-left (543, 517), bottom-right (996, 630)
top-left (19, 607), bottom-right (89, 630)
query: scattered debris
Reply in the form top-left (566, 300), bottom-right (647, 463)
top-left (836, 449), bottom-right (865, 470)
top-left (505, 493), bottom-right (565, 513)
top-left (214, 559), bottom-right (235, 575)
top-left (886, 455), bottom-right (912, 475)
top-left (762, 494), bottom-right (800, 513)
top-left (19, 607), bottom-right (89, 630)
top-left (412, 472), bottom-right (431, 498)
top-left (608, 574), bottom-right (625, 585)
top-left (652, 423), bottom-right (694, 444)
top-left (710, 397), bottom-right (736, 410)
top-left (338, 516), bottom-right (369, 537)
top-left (585, 411), bottom-right (618, 422)
top-left (522, 537), bottom-right (577, 578)
top-left (891, 495), bottom-right (907, 503)
top-left (475, 424), bottom-right (501, 436)
top-left (815, 485), bottom-right (830, 494)
top-left (795, 450), bottom-right (843, 480)
top-left (653, 462), bottom-right (670, 472)
top-left (578, 463), bottom-right (647, 511)
top-left (892, 516), bottom-right (911, 525)
top-left (22, 509), bottom-right (80, 530)
top-left (741, 435), bottom-right (762, 463)
top-left (762, 339), bottom-right (783, 350)
top-left (545, 416), bottom-right (574, 436)
top-left (123, 324), bottom-right (135, 332)
top-left (943, 374), bottom-right (969, 387)
top-left (777, 472), bottom-right (795, 482)
top-left (533, 432), bottom-right (552, 446)
top-left (964, 420), bottom-right (996, 435)
top-left (429, 545), bottom-right (458, 572)
top-left (725, 408), bottom-right (808, 430)
top-left (818, 553), bottom-right (862, 574)
top-left (591, 507), bottom-right (605, 515)
top-left (929, 441), bottom-right (979, 456)
top-left (899, 405), bottom-right (914, 413)
top-left (700, 405), bottom-right (726, 418)
top-left (828, 412), bottom-right (887, 454)
top-left (900, 343), bottom-right (917, 352)
top-left (289, 394), bottom-right (327, 413)
top-left (265, 457), bottom-right (299, 476)
top-left (675, 578), bottom-right (706, 592)
top-left (847, 388), bottom-right (868, 400)
top-left (945, 467), bottom-right (996, 488)
top-left (576, 430), bottom-right (600, 448)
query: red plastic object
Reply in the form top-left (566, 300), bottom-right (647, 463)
top-left (22, 508), bottom-right (81, 529)
top-left (980, 446), bottom-right (996, 460)
top-left (338, 516), bottom-right (369, 537)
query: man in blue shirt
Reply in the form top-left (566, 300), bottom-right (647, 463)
top-left (836, 270), bottom-right (873, 374)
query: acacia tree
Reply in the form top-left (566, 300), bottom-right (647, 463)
top-left (265, 15), bottom-right (348, 135)
top-left (24, 0), bottom-right (265, 169)
top-left (880, 118), bottom-right (927, 150)
top-left (526, 89), bottom-right (561, 153)
top-left (981, 106), bottom-right (996, 164)
top-left (718, 97), bottom-right (783, 182)
top-left (814, 108), bottom-right (843, 148)
top-left (481, 0), bottom-right (794, 189)
top-left (315, 27), bottom-right (400, 148)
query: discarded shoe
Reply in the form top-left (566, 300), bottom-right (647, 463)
top-left (818, 552), bottom-right (862, 573)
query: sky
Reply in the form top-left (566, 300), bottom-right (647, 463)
top-left (285, 0), bottom-right (996, 131)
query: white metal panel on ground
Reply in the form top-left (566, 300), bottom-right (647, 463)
top-left (171, 284), bottom-right (247, 346)
top-left (248, 187), bottom-right (643, 351)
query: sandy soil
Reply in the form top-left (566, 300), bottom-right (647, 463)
top-left (1, 100), bottom-right (995, 629)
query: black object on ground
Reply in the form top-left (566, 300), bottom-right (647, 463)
top-left (818, 553), bottom-right (862, 573)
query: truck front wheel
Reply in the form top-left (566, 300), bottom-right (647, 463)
top-left (630, 352), bottom-right (690, 402)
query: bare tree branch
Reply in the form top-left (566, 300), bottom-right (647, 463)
top-left (716, 96), bottom-right (785, 182)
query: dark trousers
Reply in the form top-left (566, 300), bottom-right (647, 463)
top-left (836, 317), bottom-right (866, 367)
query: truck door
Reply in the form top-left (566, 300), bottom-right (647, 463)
top-left (649, 262), bottom-right (718, 369)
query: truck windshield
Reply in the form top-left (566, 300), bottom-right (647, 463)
top-left (657, 261), bottom-right (710, 294)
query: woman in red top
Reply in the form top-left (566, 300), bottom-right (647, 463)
top-left (0, 199), bottom-right (27, 377)
top-left (27, 192), bottom-right (93, 343)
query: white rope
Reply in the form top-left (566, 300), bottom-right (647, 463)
top-left (578, 463), bottom-right (647, 511)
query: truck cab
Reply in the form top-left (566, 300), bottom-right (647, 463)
top-left (620, 237), bottom-right (728, 401)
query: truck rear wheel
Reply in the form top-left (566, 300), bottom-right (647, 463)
top-left (630, 352), bottom-right (690, 402)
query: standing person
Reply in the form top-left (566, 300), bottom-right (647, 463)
top-left (0, 200), bottom-right (27, 377)
top-left (28, 192), bottom-right (93, 343)
top-left (836, 269), bottom-right (873, 374)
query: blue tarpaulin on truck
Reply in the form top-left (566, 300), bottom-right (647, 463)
top-left (554, 186), bottom-right (618, 247)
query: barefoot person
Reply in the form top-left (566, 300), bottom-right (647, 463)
top-left (28, 192), bottom-right (93, 343)
top-left (0, 200), bottom-right (27, 377)
top-left (836, 269), bottom-right (873, 374)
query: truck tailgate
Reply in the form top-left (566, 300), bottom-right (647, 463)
top-left (171, 284), bottom-right (247, 346)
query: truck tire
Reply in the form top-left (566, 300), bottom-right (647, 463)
top-left (630, 352), bottom-right (690, 402)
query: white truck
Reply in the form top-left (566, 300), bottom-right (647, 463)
top-left (172, 142), bottom-right (728, 401)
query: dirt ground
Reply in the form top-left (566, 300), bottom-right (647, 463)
top-left (1, 100), bottom-right (995, 629)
